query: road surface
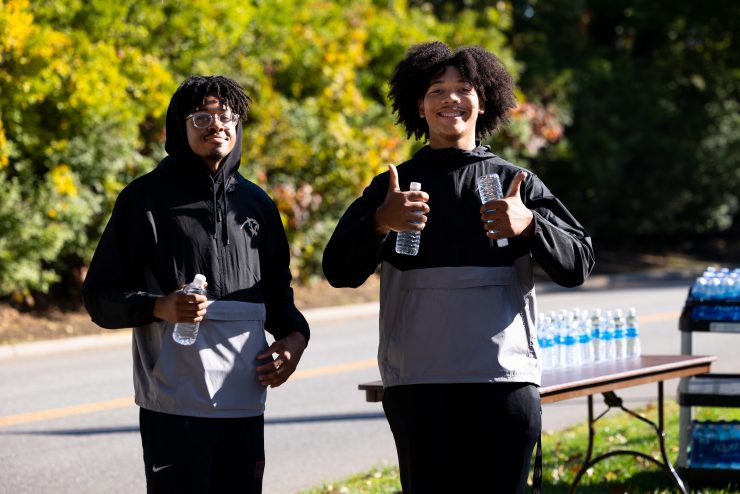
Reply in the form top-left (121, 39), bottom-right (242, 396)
top-left (2, 280), bottom-right (735, 493)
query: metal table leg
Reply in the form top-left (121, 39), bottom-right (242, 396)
top-left (567, 382), bottom-right (687, 494)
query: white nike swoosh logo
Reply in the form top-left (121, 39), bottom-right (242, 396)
top-left (152, 464), bottom-right (174, 473)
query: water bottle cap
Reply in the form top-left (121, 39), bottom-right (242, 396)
top-left (409, 182), bottom-right (421, 191)
top-left (192, 274), bottom-right (207, 287)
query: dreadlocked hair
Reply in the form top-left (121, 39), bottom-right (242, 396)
top-left (173, 75), bottom-right (252, 119)
top-left (388, 41), bottom-right (516, 142)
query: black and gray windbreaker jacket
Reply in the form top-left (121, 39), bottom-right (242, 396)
top-left (83, 100), bottom-right (309, 418)
top-left (322, 145), bottom-right (594, 388)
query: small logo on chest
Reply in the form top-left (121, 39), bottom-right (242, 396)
top-left (241, 218), bottom-right (260, 237)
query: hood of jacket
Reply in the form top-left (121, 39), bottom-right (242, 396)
top-left (162, 92), bottom-right (244, 187)
top-left (161, 95), bottom-right (245, 243)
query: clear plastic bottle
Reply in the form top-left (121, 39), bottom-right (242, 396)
top-left (689, 420), bottom-right (708, 468)
top-left (601, 310), bottom-right (616, 361)
top-left (690, 276), bottom-right (709, 300)
top-left (172, 274), bottom-right (207, 345)
top-left (554, 311), bottom-right (568, 367)
top-left (395, 182), bottom-right (422, 256)
top-left (576, 310), bottom-right (595, 365)
top-left (625, 307), bottom-right (642, 358)
top-left (590, 308), bottom-right (603, 362)
top-left (613, 309), bottom-right (627, 359)
top-left (563, 311), bottom-right (580, 368)
top-left (476, 173), bottom-right (508, 247)
top-left (537, 313), bottom-right (554, 371)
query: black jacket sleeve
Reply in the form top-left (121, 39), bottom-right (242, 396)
top-left (82, 185), bottom-right (160, 329)
top-left (322, 173), bottom-right (389, 288)
top-left (259, 200), bottom-right (311, 343)
top-left (522, 174), bottom-right (595, 287)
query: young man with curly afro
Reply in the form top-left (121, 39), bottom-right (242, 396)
top-left (323, 41), bottom-right (595, 493)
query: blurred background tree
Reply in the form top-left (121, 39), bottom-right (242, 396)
top-left (505, 0), bottom-right (740, 257)
top-left (0, 0), bottom-right (737, 307)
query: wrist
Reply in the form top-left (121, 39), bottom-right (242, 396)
top-left (373, 208), bottom-right (390, 236)
top-left (152, 296), bottom-right (164, 320)
top-left (521, 211), bottom-right (535, 238)
top-left (288, 331), bottom-right (308, 350)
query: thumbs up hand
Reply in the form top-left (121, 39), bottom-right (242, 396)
top-left (479, 170), bottom-right (534, 240)
top-left (374, 164), bottom-right (430, 236)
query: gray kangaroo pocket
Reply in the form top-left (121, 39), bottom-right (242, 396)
top-left (150, 300), bottom-right (268, 415)
top-left (396, 266), bottom-right (533, 381)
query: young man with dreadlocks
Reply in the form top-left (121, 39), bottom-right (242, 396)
top-left (83, 75), bottom-right (309, 493)
top-left (323, 42), bottom-right (595, 493)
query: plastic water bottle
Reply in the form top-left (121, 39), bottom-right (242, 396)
top-left (395, 182), bottom-right (422, 256)
top-left (476, 173), bottom-right (508, 247)
top-left (537, 313), bottom-right (554, 371)
top-left (731, 421), bottom-right (740, 469)
top-left (554, 311), bottom-right (569, 367)
top-left (708, 277), bottom-right (723, 299)
top-left (566, 311), bottom-right (582, 367)
top-left (690, 276), bottom-right (710, 300)
top-left (590, 309), bottom-right (603, 362)
top-left (625, 307), bottom-right (641, 358)
top-left (721, 276), bottom-right (737, 301)
top-left (601, 310), bottom-right (616, 361)
top-left (717, 422), bottom-right (734, 469)
top-left (613, 309), bottom-right (626, 359)
top-left (690, 421), bottom-right (710, 468)
top-left (172, 274), bottom-right (207, 345)
top-left (576, 310), bottom-right (595, 364)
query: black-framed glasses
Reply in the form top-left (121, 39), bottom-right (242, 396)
top-left (186, 112), bottom-right (240, 128)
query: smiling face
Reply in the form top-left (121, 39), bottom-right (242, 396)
top-left (186, 95), bottom-right (238, 173)
top-left (419, 65), bottom-right (483, 150)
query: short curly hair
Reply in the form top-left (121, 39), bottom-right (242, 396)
top-left (388, 41), bottom-right (516, 142)
top-left (171, 75), bottom-right (252, 120)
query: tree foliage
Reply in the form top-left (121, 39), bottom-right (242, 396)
top-left (508, 0), bottom-right (740, 254)
top-left (3, 0), bottom-right (735, 305)
top-left (0, 0), bottom-right (532, 303)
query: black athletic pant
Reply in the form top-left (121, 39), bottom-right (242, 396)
top-left (139, 408), bottom-right (265, 494)
top-left (382, 382), bottom-right (541, 494)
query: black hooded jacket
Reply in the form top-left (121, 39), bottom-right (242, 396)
top-left (82, 94), bottom-right (309, 343)
top-left (322, 145), bottom-right (593, 386)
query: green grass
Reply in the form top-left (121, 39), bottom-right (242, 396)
top-left (299, 464), bottom-right (401, 494)
top-left (299, 403), bottom-right (740, 494)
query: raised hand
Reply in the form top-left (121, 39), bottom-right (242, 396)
top-left (479, 170), bottom-right (534, 240)
top-left (374, 163), bottom-right (430, 236)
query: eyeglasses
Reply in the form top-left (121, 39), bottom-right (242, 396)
top-left (186, 111), bottom-right (240, 128)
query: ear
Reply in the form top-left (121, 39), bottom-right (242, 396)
top-left (418, 101), bottom-right (425, 118)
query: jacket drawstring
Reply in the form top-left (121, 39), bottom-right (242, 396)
top-left (211, 176), bottom-right (218, 240)
top-left (210, 168), bottom-right (230, 246)
top-left (221, 182), bottom-right (230, 246)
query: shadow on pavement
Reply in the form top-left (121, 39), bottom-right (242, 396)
top-left (0, 411), bottom-right (388, 436)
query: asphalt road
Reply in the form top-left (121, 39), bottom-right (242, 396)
top-left (2, 279), bottom-right (736, 494)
